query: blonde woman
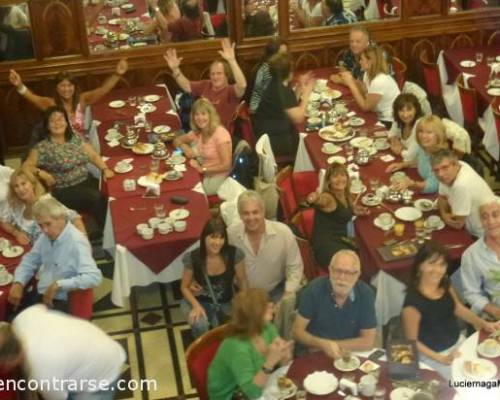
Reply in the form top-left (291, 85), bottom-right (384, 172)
top-left (173, 98), bottom-right (232, 195)
top-left (0, 168), bottom-right (85, 245)
top-left (386, 115), bottom-right (449, 193)
top-left (340, 45), bottom-right (400, 126)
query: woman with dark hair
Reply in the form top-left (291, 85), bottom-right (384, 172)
top-left (306, 163), bottom-right (369, 268)
top-left (180, 217), bottom-right (248, 338)
top-left (322, 0), bottom-right (357, 26)
top-left (9, 59), bottom-right (128, 136)
top-left (402, 241), bottom-right (499, 379)
top-left (249, 37), bottom-right (288, 114)
top-left (245, 10), bottom-right (275, 38)
top-left (252, 51), bottom-right (314, 157)
top-left (388, 93), bottom-right (424, 162)
top-left (22, 106), bottom-right (112, 231)
top-left (208, 288), bottom-right (293, 400)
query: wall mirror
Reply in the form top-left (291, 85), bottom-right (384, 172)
top-left (289, 0), bottom-right (400, 32)
top-left (0, 2), bottom-right (34, 62)
top-left (84, 0), bottom-right (230, 54)
top-left (242, 0), bottom-right (278, 38)
top-left (448, 0), bottom-right (500, 13)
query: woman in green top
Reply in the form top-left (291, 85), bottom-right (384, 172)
top-left (207, 288), bottom-right (293, 400)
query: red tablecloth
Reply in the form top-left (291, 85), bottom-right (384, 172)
top-left (103, 155), bottom-right (201, 199)
top-left (443, 46), bottom-right (500, 114)
top-left (286, 352), bottom-right (456, 400)
top-left (109, 190), bottom-right (210, 274)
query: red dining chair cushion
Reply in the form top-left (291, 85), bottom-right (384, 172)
top-left (207, 195), bottom-right (222, 208)
top-left (420, 51), bottom-right (442, 98)
top-left (300, 208), bottom-right (315, 241)
top-left (291, 171), bottom-right (319, 205)
top-left (276, 167), bottom-right (297, 222)
top-left (68, 288), bottom-right (94, 320)
top-left (457, 74), bottom-right (478, 126)
top-left (296, 236), bottom-right (321, 281)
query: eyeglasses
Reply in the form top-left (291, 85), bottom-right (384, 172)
top-left (331, 268), bottom-right (360, 278)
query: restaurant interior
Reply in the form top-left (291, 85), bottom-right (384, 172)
top-left (1, 1), bottom-right (500, 400)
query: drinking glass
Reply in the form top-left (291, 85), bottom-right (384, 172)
top-left (487, 56), bottom-right (495, 67)
top-left (127, 96), bottom-right (137, 107)
top-left (370, 178), bottom-right (380, 192)
top-left (475, 52), bottom-right (484, 63)
top-left (373, 386), bottom-right (386, 400)
top-left (345, 144), bottom-right (354, 158)
top-left (296, 390), bottom-right (307, 400)
top-left (154, 203), bottom-right (166, 218)
top-left (394, 223), bottom-right (405, 237)
top-left (150, 158), bottom-right (160, 173)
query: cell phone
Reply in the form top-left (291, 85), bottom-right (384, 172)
top-left (368, 349), bottom-right (385, 361)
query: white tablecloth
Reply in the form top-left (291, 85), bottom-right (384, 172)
top-left (479, 104), bottom-right (499, 161)
top-left (371, 270), bottom-right (407, 327)
top-left (437, 51), bottom-right (464, 126)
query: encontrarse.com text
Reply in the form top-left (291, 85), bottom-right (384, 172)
top-left (0, 378), bottom-right (158, 392)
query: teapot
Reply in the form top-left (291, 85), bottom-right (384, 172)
top-left (387, 188), bottom-right (402, 203)
top-left (153, 142), bottom-right (168, 159)
top-left (355, 148), bottom-right (370, 166)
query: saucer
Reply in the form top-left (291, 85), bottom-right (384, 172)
top-left (349, 117), bottom-right (365, 127)
top-left (321, 145), bottom-right (341, 155)
top-left (169, 208), bottom-right (190, 220)
top-left (334, 356), bottom-right (361, 372)
top-left (144, 94), bottom-right (160, 102)
top-left (424, 218), bottom-right (445, 230)
top-left (114, 162), bottom-right (133, 173)
top-left (167, 155), bottom-right (186, 165)
top-left (460, 60), bottom-right (476, 68)
top-left (487, 88), bottom-right (500, 96)
top-left (374, 216), bottom-right (395, 231)
top-left (153, 125), bottom-right (171, 134)
top-left (2, 246), bottom-right (24, 258)
top-left (108, 100), bottom-right (126, 108)
top-left (350, 184), bottom-right (366, 194)
top-left (140, 104), bottom-right (157, 113)
top-left (0, 273), bottom-right (13, 286)
top-left (361, 194), bottom-right (382, 207)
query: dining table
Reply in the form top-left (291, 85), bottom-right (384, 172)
top-left (295, 67), bottom-right (475, 326)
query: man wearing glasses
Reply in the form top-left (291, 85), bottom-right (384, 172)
top-left (292, 250), bottom-right (377, 358)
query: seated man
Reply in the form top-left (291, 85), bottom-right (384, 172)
top-left (322, 0), bottom-right (357, 26)
top-left (8, 196), bottom-right (102, 312)
top-left (461, 197), bottom-right (500, 320)
top-left (432, 148), bottom-right (494, 237)
top-left (227, 190), bottom-right (303, 302)
top-left (164, 38), bottom-right (247, 129)
top-left (292, 250), bottom-right (376, 358)
top-left (0, 304), bottom-right (125, 399)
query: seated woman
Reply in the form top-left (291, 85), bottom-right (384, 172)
top-left (388, 93), bottom-right (424, 163)
top-left (145, 0), bottom-right (181, 42)
top-left (174, 98), bottom-right (232, 195)
top-left (402, 241), bottom-right (499, 380)
top-left (249, 37), bottom-right (288, 114)
top-left (291, 0), bottom-right (323, 28)
top-left (0, 168), bottom-right (85, 245)
top-left (386, 115), bottom-right (448, 194)
top-left (252, 52), bottom-right (314, 158)
top-left (307, 163), bottom-right (369, 269)
top-left (208, 288), bottom-right (293, 399)
top-left (245, 10), bottom-right (275, 38)
top-left (180, 217), bottom-right (247, 339)
top-left (22, 106), bottom-right (113, 232)
top-left (340, 45), bottom-right (400, 127)
top-left (9, 59), bottom-right (128, 137)
top-left (322, 0), bottom-right (358, 26)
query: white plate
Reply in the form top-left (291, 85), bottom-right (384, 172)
top-left (321, 144), bottom-right (341, 154)
top-left (350, 184), bottom-right (366, 195)
top-left (460, 60), bottom-right (476, 68)
top-left (350, 137), bottom-right (373, 148)
top-left (2, 246), bottom-right (24, 258)
top-left (153, 125), bottom-right (171, 134)
top-left (137, 174), bottom-right (164, 187)
top-left (307, 117), bottom-right (322, 126)
top-left (487, 88), bottom-right (500, 96)
top-left (349, 117), bottom-right (365, 127)
top-left (169, 208), bottom-right (190, 220)
top-left (121, 3), bottom-right (134, 9)
top-left (95, 27), bottom-right (108, 35)
top-left (395, 207), bottom-right (422, 222)
top-left (374, 139), bottom-right (390, 150)
top-left (308, 93), bottom-right (321, 102)
top-left (114, 162), bottom-right (133, 173)
top-left (167, 155), bottom-right (186, 165)
top-left (132, 143), bottom-right (154, 155)
top-left (424, 218), bottom-right (445, 231)
top-left (462, 358), bottom-right (498, 379)
top-left (497, 56), bottom-right (500, 62)
top-left (361, 194), bottom-right (382, 207)
top-left (0, 273), bottom-right (13, 286)
top-left (164, 171), bottom-right (183, 181)
top-left (108, 18), bottom-right (121, 25)
top-left (334, 356), bottom-right (361, 372)
top-left (390, 387), bottom-right (416, 400)
top-left (325, 89), bottom-right (342, 99)
top-left (144, 94), bottom-right (161, 102)
top-left (105, 130), bottom-right (123, 141)
top-left (140, 104), bottom-right (157, 113)
top-left (303, 371), bottom-right (338, 396)
top-left (108, 100), bottom-right (126, 108)
top-left (477, 339), bottom-right (500, 359)
top-left (277, 382), bottom-right (297, 400)
top-left (318, 126), bottom-right (354, 142)
top-left (374, 216), bottom-right (395, 231)
top-left (328, 155), bottom-right (347, 164)
top-left (414, 199), bottom-right (434, 212)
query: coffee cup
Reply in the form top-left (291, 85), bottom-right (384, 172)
top-left (323, 143), bottom-right (335, 152)
top-left (174, 220), bottom-right (187, 232)
top-left (136, 223), bottom-right (149, 235)
top-left (427, 215), bottom-right (441, 229)
top-left (0, 264), bottom-right (8, 281)
top-left (378, 212), bottom-right (393, 227)
top-left (141, 227), bottom-right (154, 240)
top-left (376, 185), bottom-right (389, 199)
top-left (158, 223), bottom-right (173, 235)
top-left (358, 374), bottom-right (377, 397)
top-left (148, 217), bottom-right (162, 229)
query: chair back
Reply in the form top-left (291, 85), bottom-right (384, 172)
top-left (186, 324), bottom-right (231, 400)
top-left (419, 50), bottom-right (442, 97)
top-left (456, 73), bottom-right (478, 126)
top-left (68, 288), bottom-right (94, 320)
top-left (392, 56), bottom-right (407, 90)
top-left (450, 34), bottom-right (474, 50)
top-left (230, 101), bottom-right (256, 148)
top-left (295, 235), bottom-right (320, 281)
top-left (292, 208), bottom-right (315, 240)
top-left (493, 98), bottom-right (500, 139)
top-left (255, 134), bottom-right (277, 183)
top-left (487, 30), bottom-right (500, 46)
top-left (291, 171), bottom-right (319, 205)
top-left (276, 166), bottom-right (297, 222)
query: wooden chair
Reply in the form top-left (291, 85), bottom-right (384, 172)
top-left (450, 34), bottom-right (474, 49)
top-left (294, 52), bottom-right (321, 72)
top-left (291, 207), bottom-right (315, 241)
top-left (291, 170), bottom-right (319, 206)
top-left (392, 56), bottom-right (407, 90)
top-left (185, 324), bottom-right (231, 400)
top-left (276, 166), bottom-right (297, 222)
top-left (456, 73), bottom-right (481, 149)
top-left (419, 50), bottom-right (447, 115)
top-left (487, 30), bottom-right (500, 46)
top-left (68, 288), bottom-right (94, 320)
top-left (492, 98), bottom-right (500, 180)
top-left (296, 235), bottom-right (322, 281)
top-left (229, 101), bottom-right (256, 148)
top-left (331, 48), bottom-right (349, 66)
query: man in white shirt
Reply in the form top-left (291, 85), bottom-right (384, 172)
top-left (432, 148), bottom-right (494, 237)
top-left (227, 190), bottom-right (304, 301)
top-left (0, 305), bottom-right (126, 400)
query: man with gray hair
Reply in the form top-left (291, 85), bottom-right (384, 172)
top-left (292, 250), bottom-right (376, 358)
top-left (227, 190), bottom-right (303, 302)
top-left (8, 196), bottom-right (102, 313)
top-left (460, 197), bottom-right (500, 320)
top-left (431, 148), bottom-right (494, 237)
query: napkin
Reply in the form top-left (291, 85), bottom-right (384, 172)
top-left (463, 73), bottom-right (475, 89)
top-left (192, 182), bottom-right (205, 194)
top-left (108, 140), bottom-right (120, 147)
top-left (375, 121), bottom-right (385, 127)
top-left (102, 156), bottom-right (109, 162)
top-left (380, 154), bottom-right (395, 162)
top-left (121, 158), bottom-right (134, 164)
top-left (93, 120), bottom-right (102, 127)
top-left (346, 111), bottom-right (356, 117)
top-left (174, 164), bottom-right (187, 172)
top-left (166, 109), bottom-right (178, 116)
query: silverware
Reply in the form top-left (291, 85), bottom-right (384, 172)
top-left (129, 206), bottom-right (146, 211)
top-left (444, 244), bottom-right (465, 249)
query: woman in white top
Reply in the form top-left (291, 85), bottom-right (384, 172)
top-left (0, 168), bottom-right (85, 245)
top-left (291, 0), bottom-right (323, 27)
top-left (340, 45), bottom-right (400, 127)
top-left (388, 93), bottom-right (424, 163)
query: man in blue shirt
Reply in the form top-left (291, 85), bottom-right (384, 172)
top-left (292, 250), bottom-right (377, 358)
top-left (8, 196), bottom-right (102, 313)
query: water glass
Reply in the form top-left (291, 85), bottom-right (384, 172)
top-left (127, 96), bottom-right (137, 107)
top-left (145, 120), bottom-right (152, 134)
top-left (487, 56), bottom-right (495, 67)
top-left (154, 203), bottom-right (166, 218)
top-left (370, 178), bottom-right (380, 192)
top-left (150, 158), bottom-right (160, 173)
top-left (373, 386), bottom-right (386, 400)
top-left (345, 144), bottom-right (354, 158)
top-left (296, 390), bottom-right (307, 400)
top-left (475, 52), bottom-right (484, 63)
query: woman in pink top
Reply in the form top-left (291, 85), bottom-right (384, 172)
top-left (174, 98), bottom-right (232, 195)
